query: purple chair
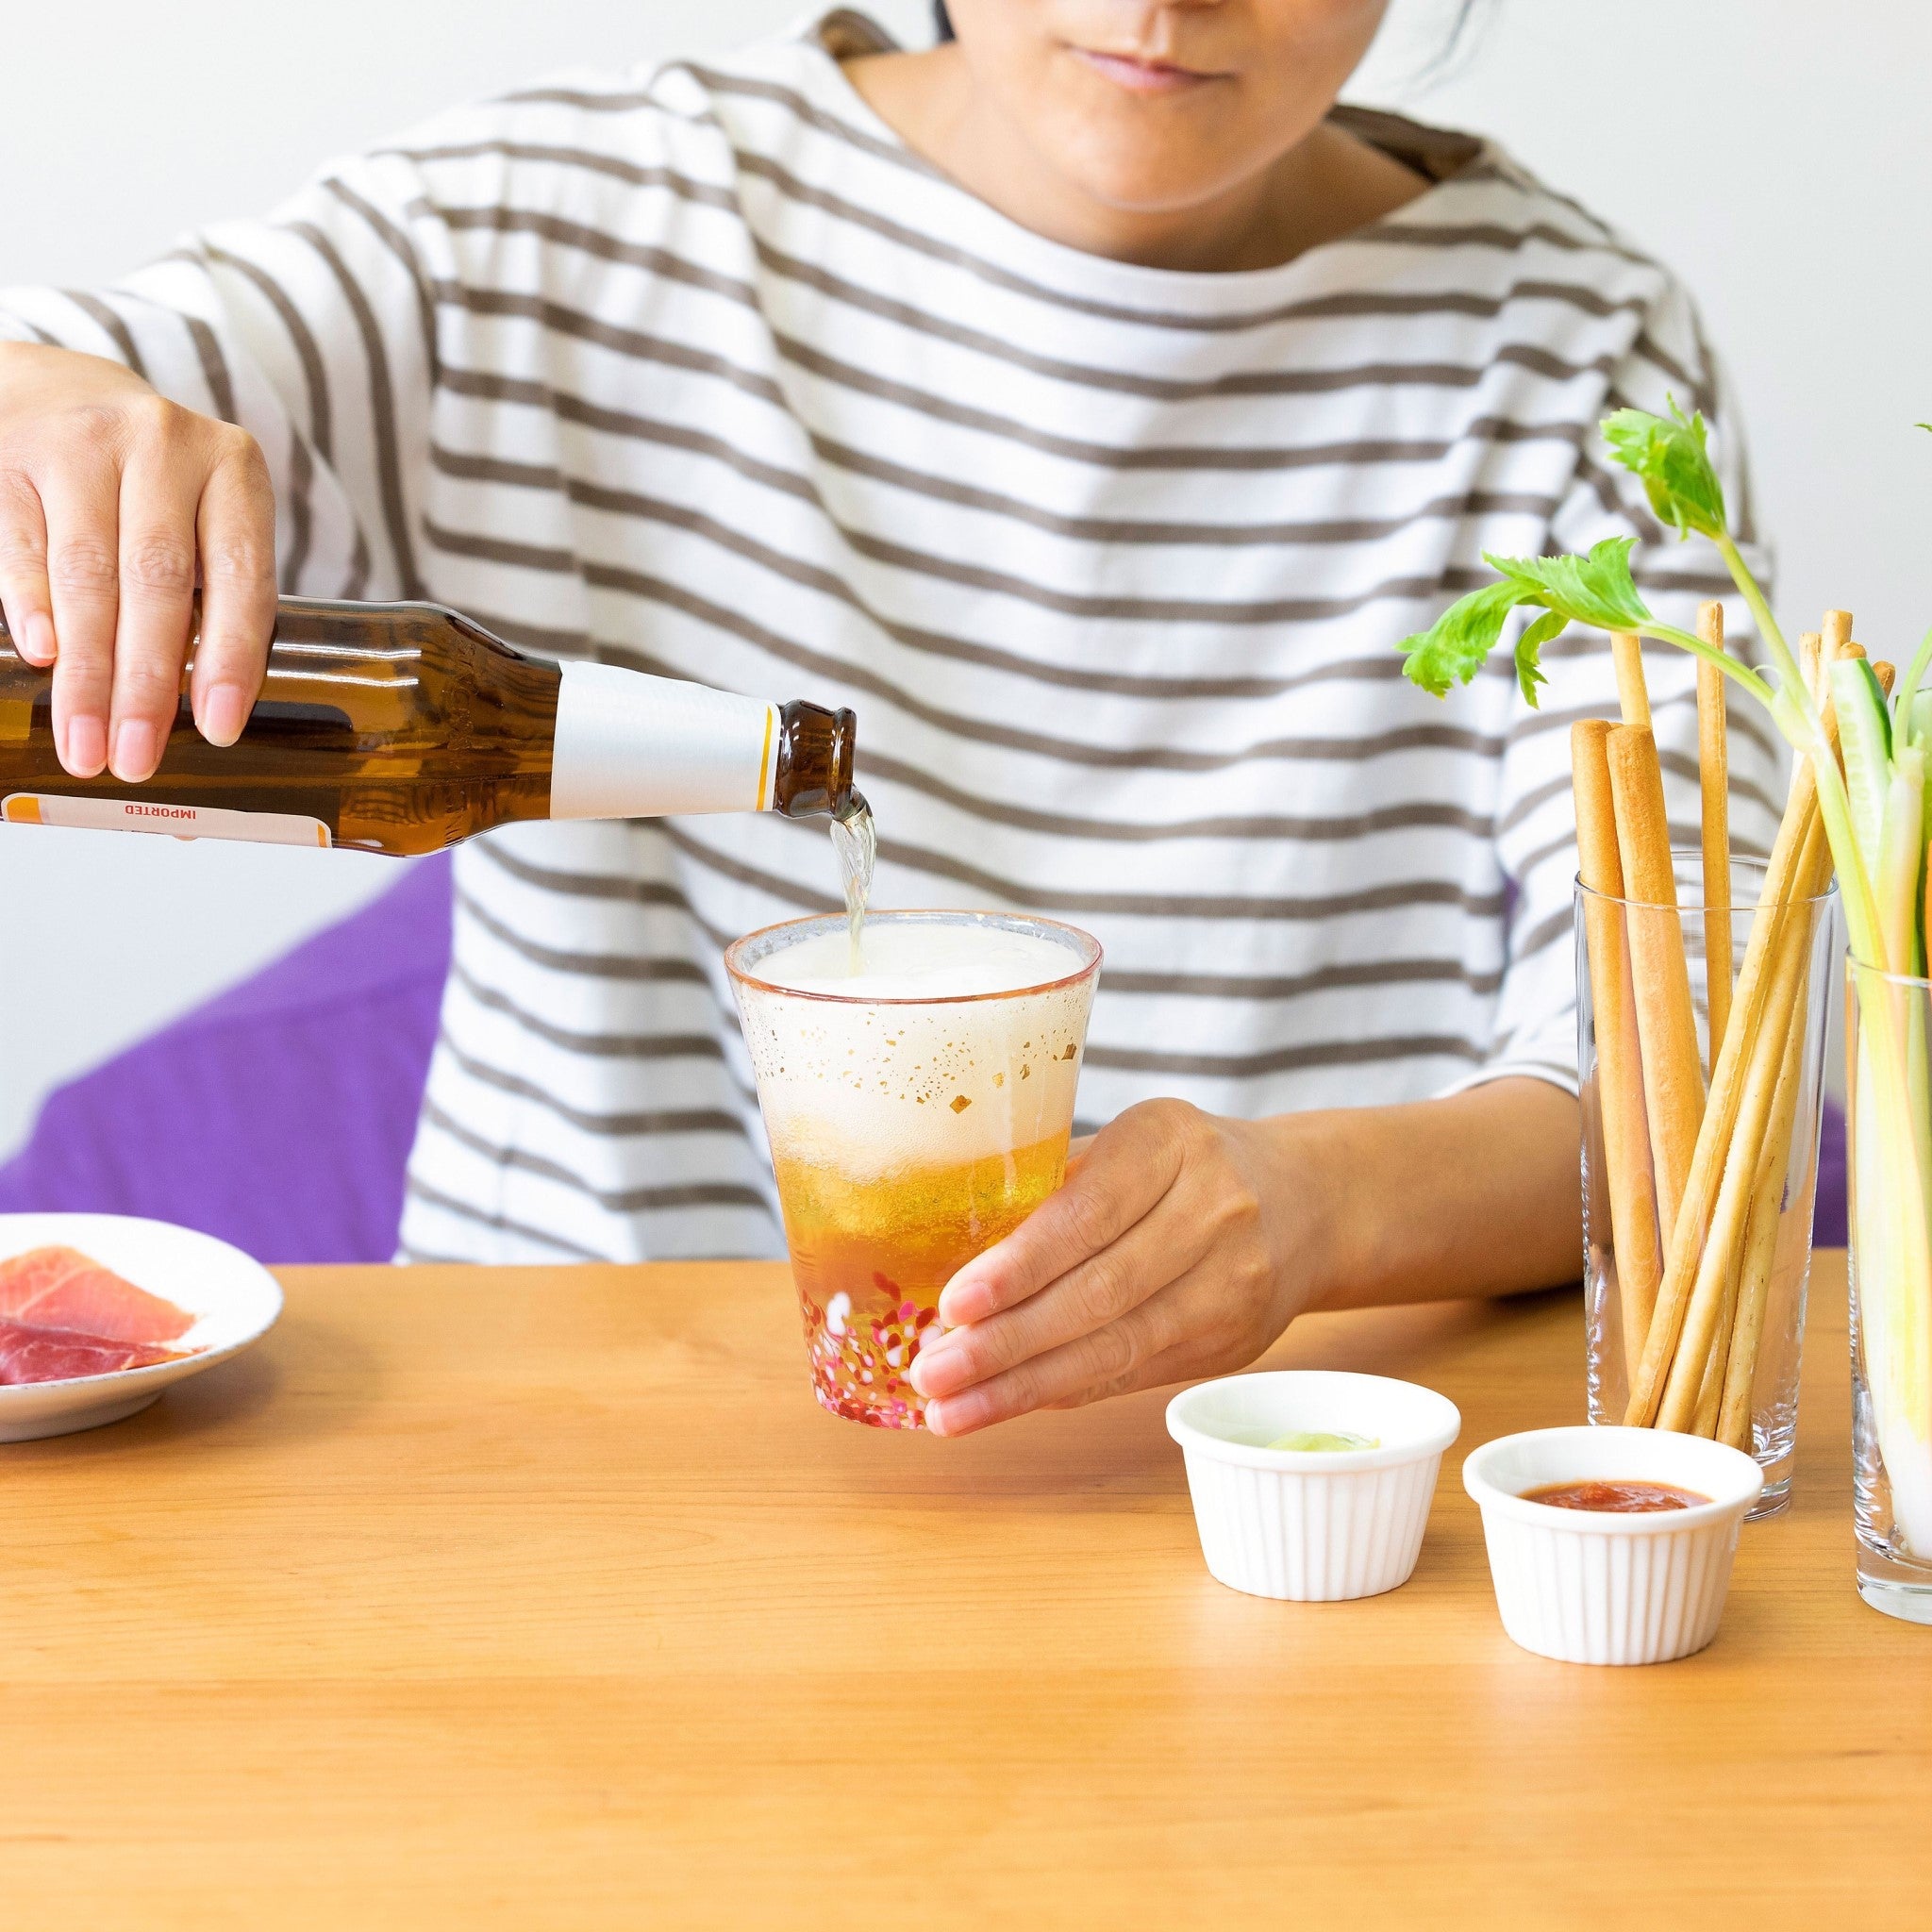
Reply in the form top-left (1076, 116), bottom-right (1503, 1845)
top-left (0, 857), bottom-right (451, 1263)
top-left (1813, 1097), bottom-right (1848, 1249)
top-left (0, 850), bottom-right (1848, 1263)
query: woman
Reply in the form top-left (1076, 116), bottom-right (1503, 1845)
top-left (0, 2), bottom-right (1776, 1433)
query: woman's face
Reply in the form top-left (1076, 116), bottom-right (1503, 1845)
top-left (943, 0), bottom-right (1392, 217)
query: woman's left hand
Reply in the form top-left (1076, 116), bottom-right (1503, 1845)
top-left (908, 1099), bottom-right (1307, 1437)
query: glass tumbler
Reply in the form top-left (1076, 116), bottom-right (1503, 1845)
top-left (1578, 852), bottom-right (1838, 1514)
top-left (1847, 958), bottom-right (1932, 1622)
top-left (726, 909), bottom-right (1101, 1430)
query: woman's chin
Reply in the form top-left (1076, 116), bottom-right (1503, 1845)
top-left (1041, 139), bottom-right (1276, 240)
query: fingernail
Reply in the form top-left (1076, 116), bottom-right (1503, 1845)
top-left (939, 1274), bottom-right (991, 1326)
top-left (909, 1334), bottom-right (970, 1399)
top-left (111, 719), bottom-right (158, 783)
top-left (198, 681), bottom-right (249, 747)
top-left (64, 715), bottom-right (108, 777)
top-left (924, 1391), bottom-right (989, 1439)
top-left (17, 612), bottom-right (56, 665)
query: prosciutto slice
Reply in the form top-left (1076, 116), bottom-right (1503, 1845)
top-left (0, 1247), bottom-right (199, 1386)
top-left (0, 1245), bottom-right (194, 1344)
top-left (0, 1320), bottom-right (182, 1385)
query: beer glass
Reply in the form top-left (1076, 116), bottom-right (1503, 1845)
top-left (726, 910), bottom-right (1102, 1429)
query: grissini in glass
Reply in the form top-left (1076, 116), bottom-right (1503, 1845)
top-left (1395, 400), bottom-right (1932, 1624)
top-left (726, 910), bottom-right (1101, 1429)
top-left (1575, 852), bottom-right (1838, 1514)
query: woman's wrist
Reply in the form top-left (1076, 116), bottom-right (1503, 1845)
top-left (1249, 1079), bottom-right (1583, 1319)
top-left (1250, 1105), bottom-right (1388, 1319)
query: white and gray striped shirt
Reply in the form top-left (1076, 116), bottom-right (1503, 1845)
top-left (1, 12), bottom-right (1781, 1264)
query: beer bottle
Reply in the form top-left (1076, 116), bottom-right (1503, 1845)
top-left (0, 598), bottom-right (857, 855)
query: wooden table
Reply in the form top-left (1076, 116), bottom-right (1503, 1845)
top-left (0, 1250), bottom-right (1922, 1927)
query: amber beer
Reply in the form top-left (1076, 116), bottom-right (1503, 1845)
top-left (0, 597), bottom-right (858, 852)
top-left (727, 910), bottom-right (1103, 1429)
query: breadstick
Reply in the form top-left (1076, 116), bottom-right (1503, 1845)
top-left (1716, 1010), bottom-right (1809, 1448)
top-left (1655, 833), bottom-right (1820, 1432)
top-left (1611, 631), bottom-right (1652, 729)
top-left (1625, 726), bottom-right (1839, 1422)
top-left (1573, 721), bottom-right (1663, 1387)
top-left (1709, 663), bottom-right (1872, 1439)
top-left (1799, 631), bottom-right (1824, 707)
top-left (1606, 724), bottom-right (1706, 1247)
top-left (1697, 602), bottom-right (1732, 1079)
top-left (1690, 1253), bottom-right (1743, 1438)
top-left (1645, 657), bottom-right (1870, 1429)
top-left (1625, 625), bottom-right (1863, 1423)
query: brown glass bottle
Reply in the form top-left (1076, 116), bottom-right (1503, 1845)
top-left (0, 598), bottom-right (857, 856)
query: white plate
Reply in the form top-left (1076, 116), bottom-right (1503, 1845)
top-left (0, 1212), bottom-right (282, 1441)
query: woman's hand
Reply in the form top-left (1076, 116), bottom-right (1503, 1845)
top-left (908, 1078), bottom-right (1583, 1437)
top-left (0, 341), bottom-right (276, 781)
top-left (909, 1100), bottom-right (1310, 1437)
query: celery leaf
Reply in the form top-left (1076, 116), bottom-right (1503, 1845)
top-left (1485, 537), bottom-right (1651, 633)
top-left (1602, 401), bottom-right (1728, 541)
top-left (1398, 580), bottom-right (1531, 697)
top-left (1515, 609), bottom-right (1566, 706)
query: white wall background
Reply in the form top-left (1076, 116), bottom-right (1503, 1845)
top-left (0, 0), bottom-right (1922, 1150)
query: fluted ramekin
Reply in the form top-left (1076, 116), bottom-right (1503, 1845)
top-left (1165, 1371), bottom-right (1461, 1601)
top-left (1462, 1425), bottom-right (1764, 1665)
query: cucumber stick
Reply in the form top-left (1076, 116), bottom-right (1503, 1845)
top-left (1834, 656), bottom-right (1894, 878)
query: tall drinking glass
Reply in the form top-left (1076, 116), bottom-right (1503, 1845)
top-left (726, 909), bottom-right (1102, 1429)
top-left (1847, 959), bottom-right (1932, 1622)
top-left (1578, 852), bottom-right (1837, 1513)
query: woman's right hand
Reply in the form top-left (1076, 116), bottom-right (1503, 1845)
top-left (0, 341), bottom-right (276, 781)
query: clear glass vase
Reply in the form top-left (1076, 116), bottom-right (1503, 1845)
top-left (1577, 852), bottom-right (1838, 1515)
top-left (1847, 958), bottom-right (1932, 1621)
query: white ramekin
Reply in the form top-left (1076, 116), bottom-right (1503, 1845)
top-left (1165, 1371), bottom-right (1461, 1601)
top-left (1462, 1425), bottom-right (1764, 1665)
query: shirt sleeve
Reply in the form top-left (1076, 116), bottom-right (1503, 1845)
top-left (0, 145), bottom-right (451, 602)
top-left (1441, 275), bottom-right (1788, 1100)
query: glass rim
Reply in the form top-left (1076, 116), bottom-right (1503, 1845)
top-left (724, 908), bottom-right (1104, 1007)
top-left (1845, 953), bottom-right (1932, 993)
top-left (1574, 847), bottom-right (1838, 916)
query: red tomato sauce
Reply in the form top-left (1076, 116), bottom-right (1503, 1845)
top-left (1520, 1480), bottom-right (1707, 1513)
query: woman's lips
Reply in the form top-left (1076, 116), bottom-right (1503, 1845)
top-left (1068, 46), bottom-right (1224, 94)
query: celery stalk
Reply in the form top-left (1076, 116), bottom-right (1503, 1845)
top-left (1879, 753), bottom-right (1925, 976)
top-left (1855, 978), bottom-right (1932, 1553)
top-left (1837, 658), bottom-right (1894, 879)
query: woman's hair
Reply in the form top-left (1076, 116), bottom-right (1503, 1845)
top-left (930, 4), bottom-right (1487, 62)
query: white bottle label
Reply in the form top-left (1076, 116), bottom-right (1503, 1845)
top-left (3, 793), bottom-right (332, 847)
top-left (549, 660), bottom-right (778, 820)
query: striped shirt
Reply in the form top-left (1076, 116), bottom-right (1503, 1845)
top-left (0, 11), bottom-right (1781, 1264)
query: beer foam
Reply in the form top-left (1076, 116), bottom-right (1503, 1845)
top-left (733, 918), bottom-right (1096, 1178)
top-left (749, 921), bottom-right (1081, 1000)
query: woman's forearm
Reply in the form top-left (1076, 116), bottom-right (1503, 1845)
top-left (1278, 1076), bottom-right (1583, 1312)
top-left (911, 1078), bottom-right (1584, 1434)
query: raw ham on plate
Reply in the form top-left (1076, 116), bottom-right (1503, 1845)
top-left (0, 1215), bottom-right (280, 1441)
top-left (0, 1245), bottom-right (199, 1386)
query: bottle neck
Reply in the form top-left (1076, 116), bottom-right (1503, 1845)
top-left (772, 697), bottom-right (858, 820)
